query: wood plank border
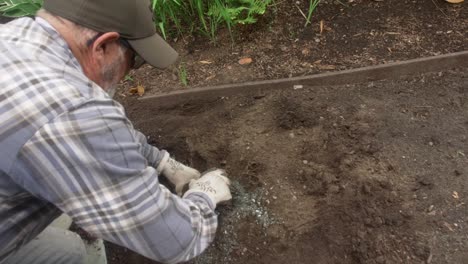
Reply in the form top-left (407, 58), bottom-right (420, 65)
top-left (140, 51), bottom-right (468, 107)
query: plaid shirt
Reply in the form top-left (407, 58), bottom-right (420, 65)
top-left (0, 17), bottom-right (216, 263)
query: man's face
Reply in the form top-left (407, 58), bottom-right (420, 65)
top-left (84, 32), bottom-right (135, 96)
top-left (99, 45), bottom-right (134, 97)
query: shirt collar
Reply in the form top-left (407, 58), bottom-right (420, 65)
top-left (34, 16), bottom-right (83, 72)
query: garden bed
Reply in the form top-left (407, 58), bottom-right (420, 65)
top-left (109, 67), bottom-right (468, 264)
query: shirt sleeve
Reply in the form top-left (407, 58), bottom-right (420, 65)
top-left (11, 100), bottom-right (216, 263)
top-left (132, 128), bottom-right (167, 168)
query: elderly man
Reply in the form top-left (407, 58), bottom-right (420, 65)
top-left (0, 0), bottom-right (232, 263)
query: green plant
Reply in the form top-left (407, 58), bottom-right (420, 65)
top-left (178, 63), bottom-right (188, 86)
top-left (151, 0), bottom-right (272, 42)
top-left (0, 0), bottom-right (274, 43)
top-left (124, 74), bottom-right (134, 82)
top-left (305, 0), bottom-right (320, 26)
top-left (0, 0), bottom-right (42, 17)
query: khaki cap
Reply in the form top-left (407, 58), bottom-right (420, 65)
top-left (43, 0), bottom-right (178, 69)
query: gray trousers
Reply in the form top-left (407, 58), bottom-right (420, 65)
top-left (4, 226), bottom-right (86, 264)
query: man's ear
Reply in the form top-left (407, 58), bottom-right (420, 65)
top-left (90, 32), bottom-right (121, 57)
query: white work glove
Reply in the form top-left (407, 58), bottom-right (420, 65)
top-left (183, 169), bottom-right (232, 208)
top-left (156, 152), bottom-right (201, 196)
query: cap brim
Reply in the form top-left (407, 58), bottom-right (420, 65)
top-left (128, 33), bottom-right (178, 69)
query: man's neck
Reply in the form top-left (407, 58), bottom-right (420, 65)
top-left (37, 14), bottom-right (100, 86)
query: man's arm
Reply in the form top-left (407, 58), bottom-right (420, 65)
top-left (132, 128), bottom-right (165, 167)
top-left (11, 101), bottom-right (216, 263)
top-left (132, 126), bottom-right (201, 196)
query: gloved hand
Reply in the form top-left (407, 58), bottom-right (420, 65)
top-left (156, 152), bottom-right (201, 196)
top-left (183, 169), bottom-right (232, 208)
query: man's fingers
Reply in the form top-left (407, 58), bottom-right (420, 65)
top-left (220, 175), bottom-right (231, 185)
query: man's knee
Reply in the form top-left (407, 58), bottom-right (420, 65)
top-left (4, 227), bottom-right (86, 264)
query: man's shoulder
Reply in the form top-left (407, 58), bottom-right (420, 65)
top-left (0, 17), bottom-right (111, 110)
top-left (0, 17), bottom-right (47, 51)
top-left (0, 16), bottom-right (88, 94)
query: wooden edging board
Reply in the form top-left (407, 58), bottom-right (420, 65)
top-left (139, 51), bottom-right (468, 107)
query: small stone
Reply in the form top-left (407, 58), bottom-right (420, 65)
top-left (362, 184), bottom-right (371, 194)
top-left (303, 160), bottom-right (308, 164)
top-left (289, 133), bottom-right (295, 138)
top-left (375, 217), bottom-right (383, 226)
top-left (427, 205), bottom-right (434, 212)
top-left (329, 185), bottom-right (340, 193)
top-left (357, 230), bottom-right (366, 239)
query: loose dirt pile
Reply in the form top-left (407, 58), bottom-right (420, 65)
top-left (108, 68), bottom-right (467, 264)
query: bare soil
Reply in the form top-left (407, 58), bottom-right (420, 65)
top-left (110, 68), bottom-right (468, 264)
top-left (110, 0), bottom-right (468, 263)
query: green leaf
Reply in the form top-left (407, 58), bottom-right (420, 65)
top-left (2, 8), bottom-right (30, 17)
top-left (158, 22), bottom-right (167, 39)
top-left (0, 1), bottom-right (41, 17)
